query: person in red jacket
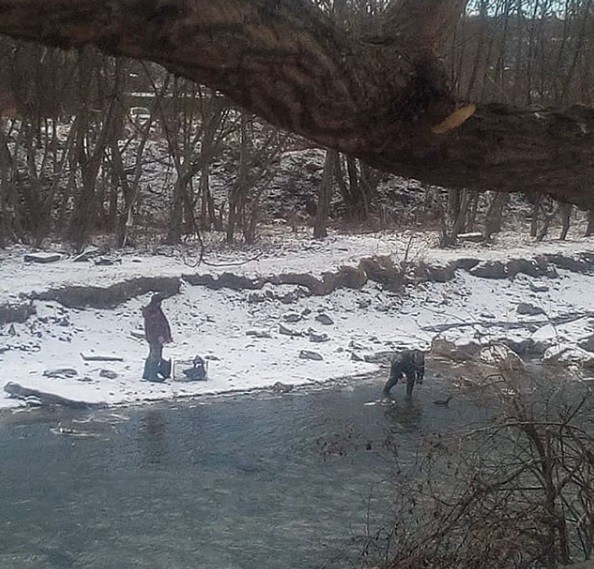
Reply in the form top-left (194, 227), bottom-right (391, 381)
top-left (142, 293), bottom-right (173, 382)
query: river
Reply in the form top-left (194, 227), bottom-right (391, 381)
top-left (0, 374), bottom-right (493, 569)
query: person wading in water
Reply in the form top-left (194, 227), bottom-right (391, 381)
top-left (383, 349), bottom-right (425, 399)
top-left (142, 293), bottom-right (173, 382)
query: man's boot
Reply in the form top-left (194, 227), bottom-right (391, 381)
top-left (143, 359), bottom-right (164, 382)
top-left (157, 358), bottom-right (172, 380)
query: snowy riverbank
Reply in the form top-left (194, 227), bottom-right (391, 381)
top-left (1, 229), bottom-right (594, 410)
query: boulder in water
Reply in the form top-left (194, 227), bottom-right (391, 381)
top-left (479, 344), bottom-right (524, 373)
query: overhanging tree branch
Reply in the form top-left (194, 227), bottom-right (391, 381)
top-left (382, 0), bottom-right (469, 49)
top-left (0, 0), bottom-right (593, 208)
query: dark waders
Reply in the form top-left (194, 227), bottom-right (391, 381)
top-left (383, 350), bottom-right (425, 398)
top-left (143, 343), bottom-right (171, 382)
top-left (383, 366), bottom-right (416, 398)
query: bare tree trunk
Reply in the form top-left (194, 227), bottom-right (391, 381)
top-left (484, 192), bottom-right (508, 240)
top-left (463, 0), bottom-right (489, 99)
top-left (102, 64), bottom-right (159, 246)
top-left (440, 187), bottom-right (470, 246)
top-left (226, 115), bottom-right (249, 244)
top-left (530, 194), bottom-right (542, 238)
top-left (67, 49), bottom-right (121, 250)
top-left (559, 202), bottom-right (572, 240)
top-left (332, 153), bottom-right (350, 213)
top-left (199, 171), bottom-right (220, 231)
top-left (0, 125), bottom-right (13, 246)
top-left (165, 175), bottom-right (186, 245)
top-left (451, 189), bottom-right (470, 237)
top-left (313, 150), bottom-right (335, 239)
top-left (345, 156), bottom-right (361, 220)
top-left (586, 210), bottom-right (594, 237)
top-left (466, 190), bottom-right (480, 231)
top-left (360, 163), bottom-right (379, 219)
top-left (537, 200), bottom-right (558, 241)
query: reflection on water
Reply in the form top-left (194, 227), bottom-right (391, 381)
top-left (383, 398), bottom-right (424, 433)
top-left (142, 410), bottom-right (167, 465)
top-left (0, 375), bottom-right (492, 569)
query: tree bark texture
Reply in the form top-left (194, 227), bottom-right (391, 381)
top-left (1, 0), bottom-right (594, 207)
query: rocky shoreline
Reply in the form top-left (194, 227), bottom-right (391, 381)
top-left (2, 249), bottom-right (594, 318)
top-left (1, 233), bottom-right (593, 411)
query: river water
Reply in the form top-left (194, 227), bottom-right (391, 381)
top-left (0, 375), bottom-right (492, 569)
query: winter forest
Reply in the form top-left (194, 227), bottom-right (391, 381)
top-left (0, 0), bottom-right (593, 249)
top-left (3, 1), bottom-right (594, 569)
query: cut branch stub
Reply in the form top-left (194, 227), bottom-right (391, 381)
top-left (432, 104), bottom-right (476, 134)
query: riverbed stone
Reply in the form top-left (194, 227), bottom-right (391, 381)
top-left (530, 325), bottom-right (558, 354)
top-left (272, 273), bottom-right (329, 295)
top-left (507, 257), bottom-right (557, 279)
top-left (578, 333), bottom-right (594, 353)
top-left (431, 333), bottom-right (483, 361)
top-left (543, 344), bottom-right (594, 369)
top-left (358, 256), bottom-right (405, 292)
top-left (0, 302), bottom-right (36, 325)
top-left (544, 254), bottom-right (593, 273)
top-left (516, 302), bottom-right (545, 316)
top-left (99, 369), bottom-right (118, 379)
top-left (479, 344), bottom-right (525, 372)
top-left (299, 350), bottom-right (323, 361)
top-left (363, 351), bottom-right (395, 364)
top-left (330, 265), bottom-right (367, 290)
top-left (529, 281), bottom-right (550, 293)
top-left (279, 323), bottom-right (302, 337)
top-left (246, 329), bottom-right (272, 339)
top-left (412, 262), bottom-right (456, 283)
top-left (309, 331), bottom-right (329, 343)
top-left (469, 261), bottom-right (507, 279)
top-left (493, 333), bottom-right (535, 356)
top-left (283, 312), bottom-right (302, 323)
top-left (94, 257), bottom-right (118, 266)
top-left (43, 368), bottom-right (78, 379)
top-left (315, 313), bottom-right (334, 325)
top-left (272, 381), bottom-right (294, 393)
top-left (454, 258), bottom-right (480, 271)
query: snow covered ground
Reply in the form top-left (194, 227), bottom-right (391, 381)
top-left (1, 229), bottom-right (593, 410)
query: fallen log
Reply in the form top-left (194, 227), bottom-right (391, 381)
top-left (80, 353), bottom-right (124, 362)
top-left (4, 381), bottom-right (105, 410)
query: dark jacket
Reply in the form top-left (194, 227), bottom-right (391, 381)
top-left (389, 349), bottom-right (425, 383)
top-left (143, 304), bottom-right (172, 344)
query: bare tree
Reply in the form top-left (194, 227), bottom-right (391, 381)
top-left (226, 114), bottom-right (288, 244)
top-left (366, 375), bottom-right (594, 569)
top-left (67, 49), bottom-right (125, 250)
top-left (313, 149), bottom-right (336, 238)
top-left (484, 191), bottom-right (509, 240)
